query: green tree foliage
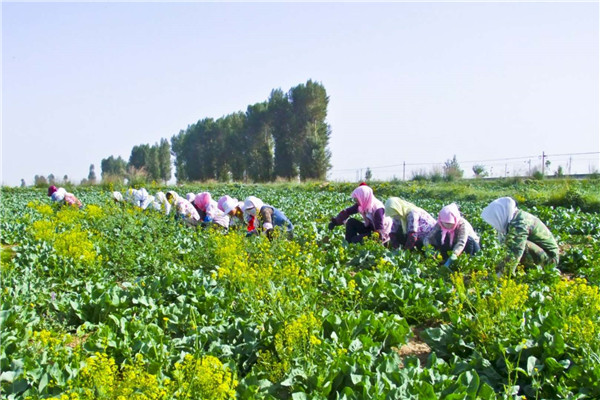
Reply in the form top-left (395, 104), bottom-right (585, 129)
top-left (47, 174), bottom-right (56, 185)
top-left (472, 164), bottom-right (488, 179)
top-left (101, 156), bottom-right (127, 179)
top-left (218, 112), bottom-right (246, 182)
top-left (146, 146), bottom-right (161, 182)
top-left (88, 164), bottom-right (97, 183)
top-left (290, 80), bottom-right (332, 180)
top-left (170, 80), bottom-right (331, 183)
top-left (129, 144), bottom-right (150, 170)
top-left (270, 88), bottom-right (297, 179)
top-left (172, 119), bottom-right (214, 182)
top-left (444, 155), bottom-right (464, 181)
top-left (33, 175), bottom-right (48, 187)
top-left (245, 102), bottom-right (274, 182)
top-left (126, 140), bottom-right (172, 183)
top-left (20, 179), bottom-right (26, 188)
top-left (158, 138), bottom-right (172, 183)
top-left (171, 129), bottom-right (190, 182)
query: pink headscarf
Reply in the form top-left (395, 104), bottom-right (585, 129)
top-left (352, 185), bottom-right (378, 214)
top-left (194, 192), bottom-right (212, 212)
top-left (438, 203), bottom-right (461, 245)
top-left (217, 195), bottom-right (232, 212)
top-left (64, 193), bottom-right (82, 208)
top-left (48, 186), bottom-right (58, 196)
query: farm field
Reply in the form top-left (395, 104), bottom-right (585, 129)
top-left (1, 179), bottom-right (599, 399)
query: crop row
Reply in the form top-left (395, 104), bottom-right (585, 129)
top-left (1, 184), bottom-right (599, 399)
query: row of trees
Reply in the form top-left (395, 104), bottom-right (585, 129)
top-left (171, 80), bottom-right (331, 182)
top-left (98, 80), bottom-right (331, 184)
top-left (101, 139), bottom-right (172, 184)
top-left (27, 165), bottom-right (97, 187)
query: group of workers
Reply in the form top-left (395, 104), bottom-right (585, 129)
top-left (327, 184), bottom-right (559, 273)
top-left (110, 188), bottom-right (293, 239)
top-left (47, 183), bottom-right (559, 274)
top-left (47, 185), bottom-right (83, 208)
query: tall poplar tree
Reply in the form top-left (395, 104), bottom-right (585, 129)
top-left (269, 89), bottom-right (297, 179)
top-left (158, 138), bottom-right (172, 183)
top-left (289, 80), bottom-right (331, 180)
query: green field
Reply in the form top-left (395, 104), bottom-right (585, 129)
top-left (1, 179), bottom-right (599, 399)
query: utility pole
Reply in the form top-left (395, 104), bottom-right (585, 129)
top-left (403, 162), bottom-right (406, 181)
top-left (569, 156), bottom-right (572, 175)
top-left (542, 151), bottom-right (546, 175)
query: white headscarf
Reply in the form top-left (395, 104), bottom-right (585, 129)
top-left (220, 196), bottom-right (240, 215)
top-left (112, 191), bottom-right (123, 202)
top-left (51, 188), bottom-right (67, 202)
top-left (166, 191), bottom-right (180, 205)
top-left (243, 196), bottom-right (264, 217)
top-left (481, 197), bottom-right (518, 236)
top-left (154, 191), bottom-right (171, 215)
top-left (133, 188), bottom-right (149, 208)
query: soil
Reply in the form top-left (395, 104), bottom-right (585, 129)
top-left (395, 327), bottom-right (431, 368)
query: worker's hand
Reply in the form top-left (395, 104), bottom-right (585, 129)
top-left (327, 217), bottom-right (337, 231)
top-left (443, 254), bottom-right (458, 268)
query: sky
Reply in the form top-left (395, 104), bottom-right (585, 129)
top-left (2, 1), bottom-right (599, 186)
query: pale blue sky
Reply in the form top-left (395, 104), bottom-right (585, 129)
top-left (2, 1), bottom-right (599, 186)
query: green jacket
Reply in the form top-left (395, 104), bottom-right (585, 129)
top-left (505, 209), bottom-right (559, 267)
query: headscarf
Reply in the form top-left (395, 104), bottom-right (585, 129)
top-left (194, 192), bottom-right (212, 212)
top-left (155, 191), bottom-right (166, 203)
top-left (133, 188), bottom-right (149, 207)
top-left (438, 203), bottom-right (461, 245)
top-left (385, 197), bottom-right (421, 234)
top-left (47, 185), bottom-right (58, 197)
top-left (186, 193), bottom-right (196, 202)
top-left (154, 191), bottom-right (171, 215)
top-left (64, 193), bottom-right (82, 208)
top-left (166, 191), bottom-right (180, 205)
top-left (481, 197), bottom-right (518, 236)
top-left (112, 191), bottom-right (123, 202)
top-left (50, 187), bottom-right (66, 202)
top-left (243, 196), bottom-right (264, 217)
top-left (217, 195), bottom-right (232, 212)
top-left (219, 195), bottom-right (240, 215)
top-left (351, 185), bottom-right (383, 214)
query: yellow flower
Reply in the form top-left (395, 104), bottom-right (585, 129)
top-left (172, 354), bottom-right (237, 399)
top-left (310, 335), bottom-right (322, 346)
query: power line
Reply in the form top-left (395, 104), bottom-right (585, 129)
top-left (545, 151), bottom-right (600, 157)
top-left (330, 151), bottom-right (600, 174)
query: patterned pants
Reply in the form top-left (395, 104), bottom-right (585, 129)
top-left (520, 241), bottom-right (555, 267)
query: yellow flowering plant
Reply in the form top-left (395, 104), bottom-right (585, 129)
top-left (449, 271), bottom-right (530, 358)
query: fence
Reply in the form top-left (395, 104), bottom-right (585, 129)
top-left (328, 151), bottom-right (600, 182)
